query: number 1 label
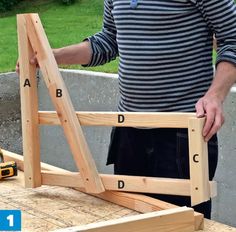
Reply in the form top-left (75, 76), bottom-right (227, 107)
top-left (7, 214), bottom-right (14, 227)
top-left (0, 210), bottom-right (21, 231)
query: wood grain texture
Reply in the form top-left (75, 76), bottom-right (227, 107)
top-left (188, 118), bottom-right (210, 206)
top-left (53, 207), bottom-right (194, 232)
top-left (38, 111), bottom-right (196, 128)
top-left (17, 14), bottom-right (41, 188)
top-left (41, 171), bottom-right (217, 198)
top-left (23, 13), bottom-right (104, 193)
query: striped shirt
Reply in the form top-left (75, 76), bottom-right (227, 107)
top-left (85, 0), bottom-right (236, 112)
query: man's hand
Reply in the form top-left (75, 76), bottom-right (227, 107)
top-left (195, 94), bottom-right (225, 142)
top-left (15, 56), bottom-right (38, 75)
top-left (15, 41), bottom-right (92, 74)
top-left (195, 61), bottom-right (236, 142)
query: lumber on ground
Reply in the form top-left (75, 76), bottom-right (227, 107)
top-left (53, 207), bottom-right (195, 232)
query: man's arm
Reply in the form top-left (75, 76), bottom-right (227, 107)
top-left (53, 41), bottom-right (92, 65)
top-left (193, 0), bottom-right (236, 141)
top-left (16, 40), bottom-right (92, 73)
top-left (196, 61), bottom-right (236, 141)
top-left (16, 0), bottom-right (117, 72)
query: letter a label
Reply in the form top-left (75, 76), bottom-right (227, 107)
top-left (56, 89), bottom-right (62, 97)
top-left (23, 79), bottom-right (31, 87)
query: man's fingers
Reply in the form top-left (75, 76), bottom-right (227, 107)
top-left (16, 64), bottom-right (19, 74)
top-left (195, 99), bottom-right (205, 117)
top-left (195, 96), bottom-right (224, 142)
top-left (30, 56), bottom-right (40, 69)
top-left (30, 56), bottom-right (37, 64)
top-left (203, 108), bottom-right (215, 138)
top-left (204, 111), bottom-right (224, 141)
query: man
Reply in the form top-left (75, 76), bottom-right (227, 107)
top-left (16, 0), bottom-right (236, 218)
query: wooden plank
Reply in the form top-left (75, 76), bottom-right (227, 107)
top-left (17, 14), bottom-right (41, 188)
top-left (2, 150), bottom-right (204, 231)
top-left (93, 191), bottom-right (204, 231)
top-left (41, 171), bottom-right (217, 198)
top-left (188, 118), bottom-right (210, 206)
top-left (23, 13), bottom-right (104, 193)
top-left (53, 207), bottom-right (194, 232)
top-left (38, 111), bottom-right (196, 128)
top-left (1, 149), bottom-right (67, 173)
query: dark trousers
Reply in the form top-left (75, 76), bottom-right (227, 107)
top-left (107, 127), bottom-right (218, 219)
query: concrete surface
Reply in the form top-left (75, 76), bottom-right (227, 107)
top-left (211, 91), bottom-right (236, 225)
top-left (0, 73), bottom-right (22, 154)
top-left (0, 70), bottom-right (235, 227)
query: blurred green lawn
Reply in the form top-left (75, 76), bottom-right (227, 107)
top-left (0, 0), bottom-right (118, 73)
top-left (0, 0), bottom-right (217, 74)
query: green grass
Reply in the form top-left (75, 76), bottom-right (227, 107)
top-left (0, 0), bottom-right (119, 73)
top-left (0, 0), bottom-right (218, 74)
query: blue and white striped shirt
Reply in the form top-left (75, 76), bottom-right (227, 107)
top-left (86, 0), bottom-right (236, 112)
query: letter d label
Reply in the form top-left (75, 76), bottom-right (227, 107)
top-left (118, 180), bottom-right (125, 189)
top-left (118, 114), bottom-right (125, 123)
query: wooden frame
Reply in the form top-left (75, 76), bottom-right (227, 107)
top-left (17, 13), bottom-right (104, 194)
top-left (16, 13), bottom-right (216, 231)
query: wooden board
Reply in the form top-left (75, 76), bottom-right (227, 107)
top-left (41, 171), bottom-right (217, 197)
top-left (38, 111), bottom-right (196, 128)
top-left (17, 14), bottom-right (41, 188)
top-left (188, 118), bottom-right (210, 206)
top-left (53, 207), bottom-right (194, 232)
top-left (18, 13), bottom-right (104, 194)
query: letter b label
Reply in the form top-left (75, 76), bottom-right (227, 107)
top-left (56, 89), bottom-right (62, 97)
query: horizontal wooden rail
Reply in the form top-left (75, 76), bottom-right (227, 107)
top-left (38, 111), bottom-right (197, 128)
top-left (41, 171), bottom-right (217, 197)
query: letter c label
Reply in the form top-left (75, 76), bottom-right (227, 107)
top-left (193, 154), bottom-right (199, 163)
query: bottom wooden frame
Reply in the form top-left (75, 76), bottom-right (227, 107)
top-left (2, 149), bottom-right (204, 231)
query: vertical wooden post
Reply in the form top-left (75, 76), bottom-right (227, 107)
top-left (188, 118), bottom-right (210, 206)
top-left (23, 13), bottom-right (104, 194)
top-left (17, 15), bottom-right (41, 188)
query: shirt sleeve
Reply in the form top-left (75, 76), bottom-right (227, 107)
top-left (192, 0), bottom-right (236, 67)
top-left (83, 0), bottom-right (118, 67)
